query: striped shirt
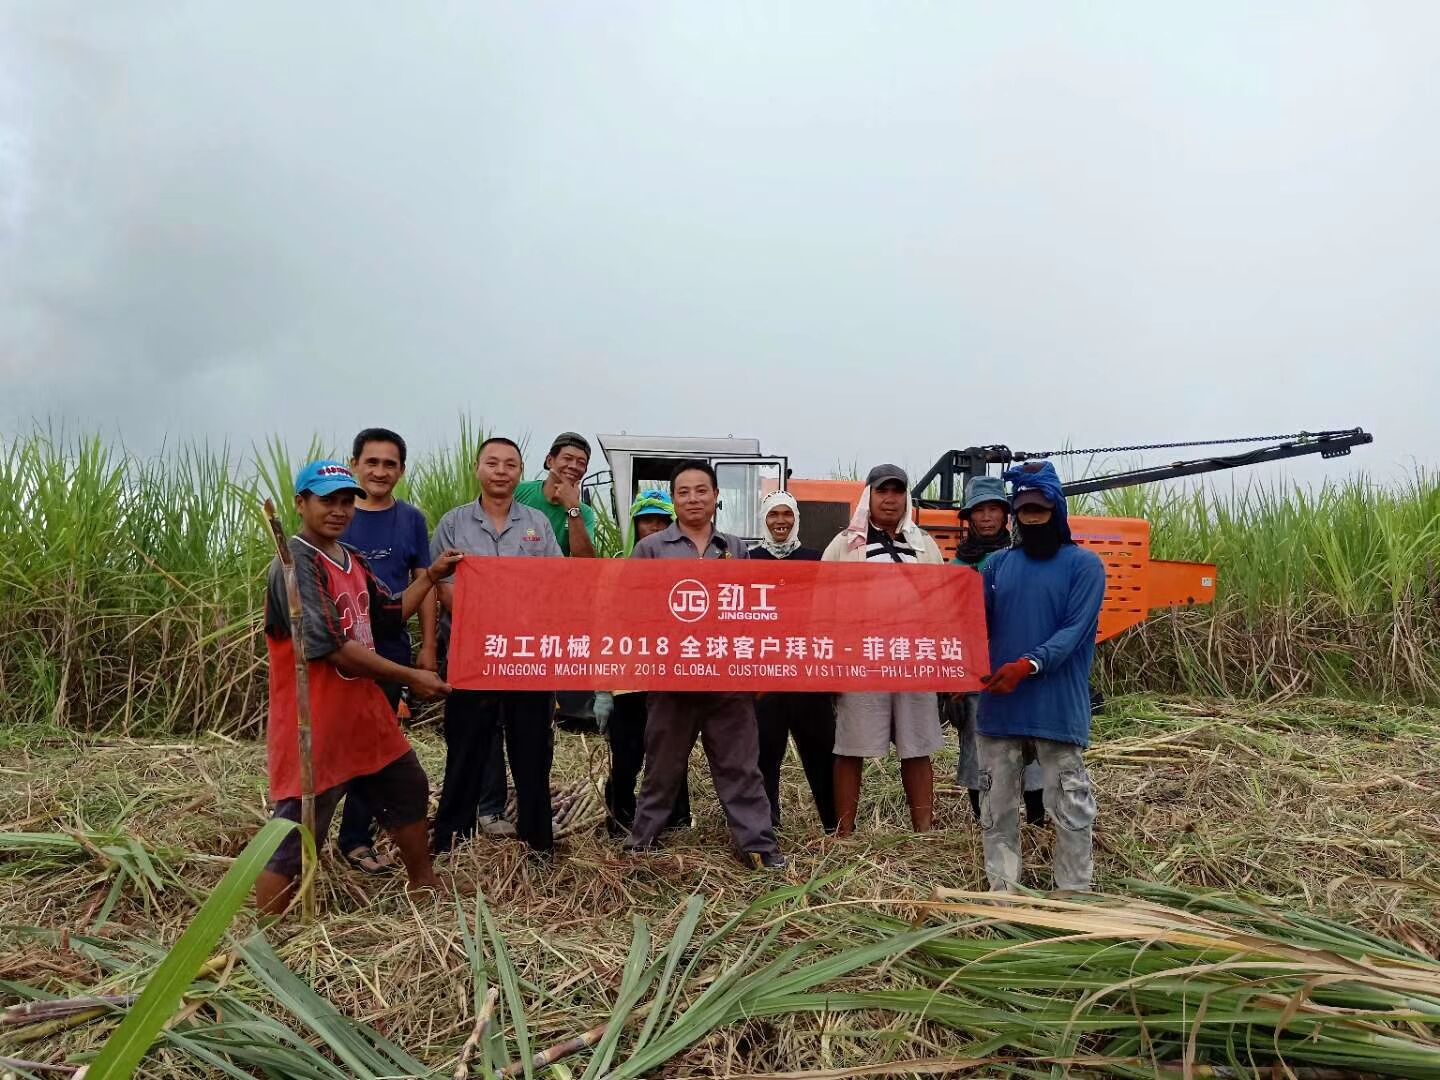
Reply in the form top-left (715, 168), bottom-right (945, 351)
top-left (865, 524), bottom-right (919, 563)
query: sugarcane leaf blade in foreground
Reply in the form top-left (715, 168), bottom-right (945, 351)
top-left (83, 818), bottom-right (297, 1080)
top-left (237, 935), bottom-right (432, 1078)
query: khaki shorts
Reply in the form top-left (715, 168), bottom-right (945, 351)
top-left (834, 692), bottom-right (944, 759)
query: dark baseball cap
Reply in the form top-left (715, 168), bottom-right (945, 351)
top-left (548, 432), bottom-right (591, 460)
top-left (1012, 489), bottom-right (1055, 510)
top-left (865, 463), bottom-right (909, 489)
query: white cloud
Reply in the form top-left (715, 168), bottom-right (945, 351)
top-left (1, 2), bottom-right (1435, 488)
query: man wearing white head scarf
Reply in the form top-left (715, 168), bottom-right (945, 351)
top-left (821, 464), bottom-right (945, 837)
top-left (749, 491), bottom-right (836, 831)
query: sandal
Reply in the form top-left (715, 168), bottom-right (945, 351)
top-left (340, 845), bottom-right (397, 875)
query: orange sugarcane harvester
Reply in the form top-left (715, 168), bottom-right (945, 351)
top-left (590, 429), bottom-right (1373, 643)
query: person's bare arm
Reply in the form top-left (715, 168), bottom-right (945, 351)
top-left (548, 475), bottom-right (595, 558)
top-left (566, 512), bottom-right (596, 558)
top-left (395, 551), bottom-right (464, 621)
top-left (416, 577), bottom-right (439, 670)
top-left (330, 640), bottom-right (450, 698)
top-left (415, 513), bottom-right (439, 670)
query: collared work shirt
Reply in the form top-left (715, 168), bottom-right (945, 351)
top-left (432, 498), bottom-right (562, 632)
top-left (630, 522), bottom-right (749, 561)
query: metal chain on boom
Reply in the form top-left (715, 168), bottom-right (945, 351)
top-left (1014, 430), bottom-right (1355, 461)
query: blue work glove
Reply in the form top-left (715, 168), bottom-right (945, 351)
top-left (593, 691), bottom-right (615, 734)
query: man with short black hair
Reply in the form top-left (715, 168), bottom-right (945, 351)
top-left (431, 437), bottom-right (564, 857)
top-left (627, 460), bottom-right (785, 870)
top-left (598, 490), bottom-right (692, 837)
top-left (514, 431), bottom-right (598, 558)
top-left (332, 427), bottom-right (438, 875)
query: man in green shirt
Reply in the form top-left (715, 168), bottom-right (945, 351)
top-left (513, 431), bottom-right (598, 558)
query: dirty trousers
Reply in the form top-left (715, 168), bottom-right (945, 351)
top-left (630, 692), bottom-right (779, 856)
top-left (977, 733), bottom-right (1096, 892)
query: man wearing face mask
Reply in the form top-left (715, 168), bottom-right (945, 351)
top-left (749, 491), bottom-right (836, 833)
top-left (977, 461), bottom-right (1106, 894)
top-left (946, 476), bottom-right (1045, 825)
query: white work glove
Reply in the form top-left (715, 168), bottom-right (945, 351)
top-left (593, 691), bottom-right (615, 734)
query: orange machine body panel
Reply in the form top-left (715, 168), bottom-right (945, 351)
top-left (787, 478), bottom-right (1217, 643)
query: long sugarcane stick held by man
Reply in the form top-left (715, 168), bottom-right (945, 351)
top-left (262, 497), bottom-right (320, 921)
top-left (252, 460), bottom-right (465, 918)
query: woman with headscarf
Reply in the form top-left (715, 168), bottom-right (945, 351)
top-left (748, 492), bottom-right (836, 832)
top-left (821, 464), bottom-right (945, 837)
top-left (598, 491), bottom-right (692, 836)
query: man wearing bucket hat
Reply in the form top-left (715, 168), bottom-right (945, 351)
top-left (976, 461), bottom-right (1106, 894)
top-left (822, 464), bottom-right (946, 837)
top-left (947, 475), bottom-right (1045, 824)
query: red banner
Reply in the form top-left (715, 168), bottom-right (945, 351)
top-left (448, 558), bottom-right (989, 693)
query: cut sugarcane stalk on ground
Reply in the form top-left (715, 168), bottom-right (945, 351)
top-left (501, 779), bottom-right (606, 840)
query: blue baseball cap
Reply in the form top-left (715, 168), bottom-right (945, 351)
top-left (630, 489), bottom-right (675, 518)
top-left (295, 460), bottom-right (366, 497)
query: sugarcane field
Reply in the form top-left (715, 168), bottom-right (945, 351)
top-left (5, 8), bottom-right (1440, 1078)
top-left (2, 427), bottom-right (1438, 1080)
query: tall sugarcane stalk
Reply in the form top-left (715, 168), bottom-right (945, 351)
top-left (263, 499), bottom-right (317, 922)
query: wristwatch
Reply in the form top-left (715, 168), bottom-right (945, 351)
top-left (566, 506), bottom-right (582, 519)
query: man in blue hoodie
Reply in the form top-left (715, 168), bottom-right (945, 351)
top-left (977, 461), bottom-right (1106, 893)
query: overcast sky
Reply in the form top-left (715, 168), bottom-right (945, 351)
top-left (2, 3), bottom-right (1436, 487)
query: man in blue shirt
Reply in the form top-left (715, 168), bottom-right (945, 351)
top-left (977, 461), bottom-right (1105, 894)
top-left (335, 427), bottom-right (437, 874)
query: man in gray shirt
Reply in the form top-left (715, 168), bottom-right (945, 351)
top-left (628, 460), bottom-right (785, 870)
top-left (431, 436), bottom-right (563, 856)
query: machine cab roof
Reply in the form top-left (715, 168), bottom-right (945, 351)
top-left (596, 434), bottom-right (787, 551)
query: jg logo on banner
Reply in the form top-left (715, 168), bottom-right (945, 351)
top-left (668, 579), bottom-right (710, 622)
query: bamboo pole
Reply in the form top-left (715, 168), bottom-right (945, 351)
top-left (263, 499), bottom-right (317, 922)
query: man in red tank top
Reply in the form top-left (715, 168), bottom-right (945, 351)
top-left (254, 460), bottom-right (464, 917)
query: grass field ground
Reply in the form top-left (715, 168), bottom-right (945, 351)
top-left (3, 695), bottom-right (1438, 1077)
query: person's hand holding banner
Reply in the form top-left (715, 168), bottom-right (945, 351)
top-left (447, 558), bottom-right (989, 694)
top-left (981, 658), bottom-right (1034, 695)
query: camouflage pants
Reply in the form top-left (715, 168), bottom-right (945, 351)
top-left (976, 734), bottom-right (1096, 892)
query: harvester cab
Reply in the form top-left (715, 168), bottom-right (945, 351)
top-left (594, 434), bottom-right (788, 549)
top-left (594, 428), bottom-right (1373, 644)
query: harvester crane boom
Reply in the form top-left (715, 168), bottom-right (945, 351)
top-left (911, 428), bottom-right (1373, 507)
